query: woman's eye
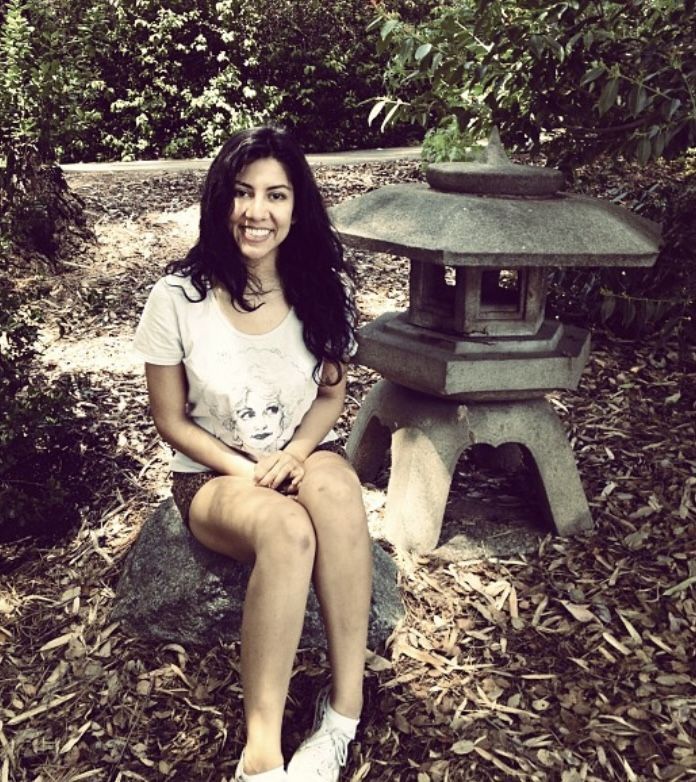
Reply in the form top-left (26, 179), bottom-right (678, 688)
top-left (270, 192), bottom-right (287, 201)
top-left (234, 188), bottom-right (250, 198)
top-left (266, 405), bottom-right (280, 415)
top-left (238, 408), bottom-right (254, 420)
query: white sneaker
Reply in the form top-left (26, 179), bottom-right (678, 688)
top-left (235, 751), bottom-right (288, 781)
top-left (287, 689), bottom-right (354, 782)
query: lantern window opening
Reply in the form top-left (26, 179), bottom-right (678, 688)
top-left (480, 268), bottom-right (523, 314)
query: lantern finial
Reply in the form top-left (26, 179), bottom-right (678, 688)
top-left (485, 127), bottom-right (513, 167)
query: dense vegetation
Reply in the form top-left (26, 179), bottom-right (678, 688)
top-left (371, 0), bottom-right (695, 166)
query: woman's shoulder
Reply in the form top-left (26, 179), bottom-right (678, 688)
top-left (149, 273), bottom-right (209, 303)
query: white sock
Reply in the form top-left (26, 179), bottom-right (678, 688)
top-left (239, 756), bottom-right (286, 781)
top-left (324, 701), bottom-right (359, 739)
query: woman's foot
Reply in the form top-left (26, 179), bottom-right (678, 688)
top-left (287, 688), bottom-right (359, 782)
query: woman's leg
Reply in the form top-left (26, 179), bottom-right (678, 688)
top-left (296, 452), bottom-right (372, 718)
top-left (189, 477), bottom-right (316, 774)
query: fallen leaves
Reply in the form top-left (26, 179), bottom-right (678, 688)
top-left (1, 159), bottom-right (695, 781)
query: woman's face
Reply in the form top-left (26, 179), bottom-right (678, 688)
top-left (229, 157), bottom-right (295, 267)
top-left (234, 390), bottom-right (284, 448)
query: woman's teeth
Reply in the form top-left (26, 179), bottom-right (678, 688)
top-left (244, 226), bottom-right (272, 238)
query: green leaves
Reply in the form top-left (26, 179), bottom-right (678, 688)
top-left (580, 65), bottom-right (606, 87)
top-left (380, 19), bottom-right (400, 41)
top-left (414, 43), bottom-right (433, 62)
top-left (597, 77), bottom-right (619, 116)
top-left (373, 0), bottom-right (696, 166)
top-left (628, 84), bottom-right (648, 116)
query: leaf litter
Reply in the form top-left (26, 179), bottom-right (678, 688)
top-left (0, 159), bottom-right (694, 782)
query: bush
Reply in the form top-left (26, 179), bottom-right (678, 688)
top-left (1, 0), bottom-right (93, 267)
top-left (59, 0), bottom-right (273, 162)
top-left (49, 0), bottom-right (427, 162)
top-left (371, 0), bottom-right (696, 166)
top-left (421, 119), bottom-right (481, 163)
top-left (244, 0), bottom-right (425, 152)
top-left (547, 162), bottom-right (696, 341)
top-left (0, 278), bottom-right (116, 542)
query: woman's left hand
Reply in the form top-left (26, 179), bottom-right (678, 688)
top-left (254, 450), bottom-right (305, 494)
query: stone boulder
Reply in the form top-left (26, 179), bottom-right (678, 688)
top-left (113, 498), bottom-right (404, 649)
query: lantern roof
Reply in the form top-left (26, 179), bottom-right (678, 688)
top-left (330, 130), bottom-right (661, 268)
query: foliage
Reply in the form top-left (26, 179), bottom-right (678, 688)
top-left (64, 0), bottom-right (272, 161)
top-left (420, 118), bottom-right (482, 163)
top-left (44, 0), bottom-right (427, 162)
top-left (370, 0), bottom-right (696, 166)
top-left (0, 278), bottom-right (109, 542)
top-left (242, 0), bottom-right (425, 152)
top-left (0, 1), bottom-right (105, 540)
top-left (0, 0), bottom-right (93, 265)
top-left (548, 162), bottom-right (696, 343)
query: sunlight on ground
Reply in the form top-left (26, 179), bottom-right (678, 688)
top-left (149, 204), bottom-right (199, 240)
top-left (41, 330), bottom-right (143, 376)
top-left (358, 290), bottom-right (404, 320)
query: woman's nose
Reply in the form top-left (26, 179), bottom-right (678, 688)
top-left (246, 194), bottom-right (268, 220)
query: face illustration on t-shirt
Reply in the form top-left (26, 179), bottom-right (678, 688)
top-left (197, 346), bottom-right (315, 458)
top-left (233, 390), bottom-right (285, 450)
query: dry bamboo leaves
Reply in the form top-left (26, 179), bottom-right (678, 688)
top-left (1, 159), bottom-right (695, 781)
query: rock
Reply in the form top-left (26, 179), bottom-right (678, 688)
top-left (113, 498), bottom-right (403, 649)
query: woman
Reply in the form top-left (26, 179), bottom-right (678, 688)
top-left (134, 126), bottom-right (373, 782)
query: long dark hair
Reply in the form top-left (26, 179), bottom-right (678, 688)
top-left (166, 126), bottom-right (355, 384)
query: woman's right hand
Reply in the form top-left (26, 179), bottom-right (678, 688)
top-left (254, 450), bottom-right (305, 494)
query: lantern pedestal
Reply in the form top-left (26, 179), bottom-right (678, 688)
top-left (347, 380), bottom-right (593, 553)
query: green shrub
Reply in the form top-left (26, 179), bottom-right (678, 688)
top-left (0, 278), bottom-right (115, 542)
top-left (547, 164), bottom-right (696, 341)
top-left (372, 0), bottom-right (696, 166)
top-left (244, 0), bottom-right (424, 152)
top-left (421, 119), bottom-right (482, 163)
top-left (49, 0), bottom-right (425, 161)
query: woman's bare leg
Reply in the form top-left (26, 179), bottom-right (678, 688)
top-left (296, 453), bottom-right (372, 718)
top-left (189, 477), bottom-right (316, 774)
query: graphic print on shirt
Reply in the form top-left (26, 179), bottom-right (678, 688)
top-left (200, 347), bottom-right (314, 458)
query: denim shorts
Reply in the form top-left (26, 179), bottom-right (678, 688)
top-left (170, 441), bottom-right (346, 525)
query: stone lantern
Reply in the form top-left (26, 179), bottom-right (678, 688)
top-left (331, 132), bottom-right (661, 553)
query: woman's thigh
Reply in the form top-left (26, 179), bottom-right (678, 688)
top-left (188, 475), bottom-right (315, 564)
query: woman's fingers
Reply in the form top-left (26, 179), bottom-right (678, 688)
top-left (254, 451), bottom-right (304, 490)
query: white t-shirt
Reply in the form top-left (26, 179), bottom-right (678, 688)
top-left (134, 275), bottom-right (336, 472)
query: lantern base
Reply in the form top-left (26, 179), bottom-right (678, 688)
top-left (356, 313), bottom-right (590, 400)
top-left (347, 380), bottom-right (593, 553)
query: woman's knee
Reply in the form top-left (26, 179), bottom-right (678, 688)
top-left (300, 464), bottom-right (363, 510)
top-left (255, 501), bottom-right (316, 562)
top-left (299, 466), bottom-right (367, 539)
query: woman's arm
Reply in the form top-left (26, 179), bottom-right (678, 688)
top-left (283, 366), bottom-right (347, 462)
top-left (254, 364), bottom-right (347, 490)
top-left (145, 363), bottom-right (255, 479)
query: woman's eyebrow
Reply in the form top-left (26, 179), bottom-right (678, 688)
top-left (234, 180), bottom-right (293, 191)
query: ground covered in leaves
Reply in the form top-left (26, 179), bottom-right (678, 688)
top-left (1, 159), bottom-right (695, 782)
